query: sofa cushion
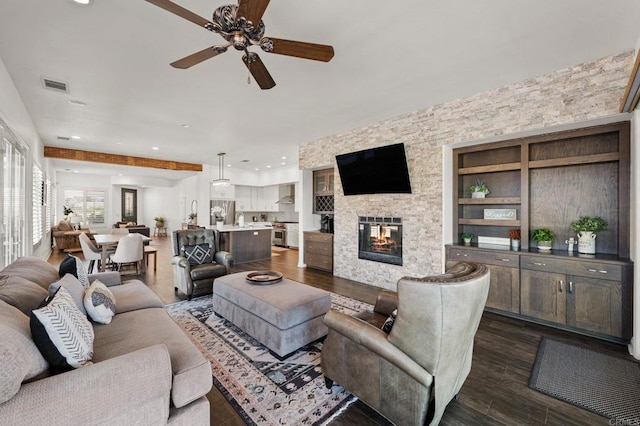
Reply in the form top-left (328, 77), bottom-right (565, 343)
top-left (56, 221), bottom-right (72, 232)
top-left (84, 280), bottom-right (116, 324)
top-left (108, 280), bottom-right (164, 313)
top-left (0, 256), bottom-right (60, 290)
top-left (92, 307), bottom-right (212, 408)
top-left (48, 273), bottom-right (88, 316)
top-left (0, 275), bottom-right (49, 316)
top-left (183, 244), bottom-right (212, 265)
top-left (0, 299), bottom-right (49, 404)
top-left (30, 287), bottom-right (94, 373)
top-left (58, 254), bottom-right (89, 288)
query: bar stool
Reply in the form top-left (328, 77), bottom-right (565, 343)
top-left (144, 245), bottom-right (158, 271)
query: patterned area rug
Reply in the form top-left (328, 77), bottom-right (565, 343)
top-left (166, 293), bottom-right (373, 425)
top-left (529, 337), bottom-right (640, 422)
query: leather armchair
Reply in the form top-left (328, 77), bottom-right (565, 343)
top-left (171, 229), bottom-right (233, 300)
top-left (321, 262), bottom-right (490, 426)
top-left (51, 221), bottom-right (91, 251)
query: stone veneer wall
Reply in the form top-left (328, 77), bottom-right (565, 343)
top-left (299, 51), bottom-right (634, 290)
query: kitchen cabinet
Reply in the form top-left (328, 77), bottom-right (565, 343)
top-left (304, 231), bottom-right (333, 272)
top-left (260, 185), bottom-right (279, 212)
top-left (313, 169), bottom-right (334, 214)
top-left (520, 269), bottom-right (566, 324)
top-left (235, 186), bottom-right (259, 211)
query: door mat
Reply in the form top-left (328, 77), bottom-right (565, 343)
top-left (166, 293), bottom-right (373, 425)
top-left (529, 337), bottom-right (640, 422)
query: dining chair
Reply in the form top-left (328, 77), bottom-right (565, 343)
top-left (110, 233), bottom-right (144, 275)
top-left (78, 232), bottom-right (115, 273)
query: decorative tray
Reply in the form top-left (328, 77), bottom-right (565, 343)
top-left (246, 271), bottom-right (283, 285)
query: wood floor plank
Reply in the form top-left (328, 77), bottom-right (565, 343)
top-left (47, 238), bottom-right (633, 425)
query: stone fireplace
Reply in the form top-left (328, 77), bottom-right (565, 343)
top-left (358, 216), bottom-right (403, 266)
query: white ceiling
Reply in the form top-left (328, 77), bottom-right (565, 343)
top-left (1, 0), bottom-right (639, 179)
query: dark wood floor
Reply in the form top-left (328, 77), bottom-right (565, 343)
top-left (48, 238), bottom-right (629, 425)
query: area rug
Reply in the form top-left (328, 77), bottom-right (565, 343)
top-left (166, 293), bottom-right (373, 425)
top-left (529, 337), bottom-right (640, 422)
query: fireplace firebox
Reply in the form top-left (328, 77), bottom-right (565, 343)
top-left (358, 216), bottom-right (403, 266)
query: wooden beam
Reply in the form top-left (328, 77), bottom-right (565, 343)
top-left (44, 146), bottom-right (202, 172)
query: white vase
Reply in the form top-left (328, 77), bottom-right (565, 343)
top-left (537, 241), bottom-right (552, 251)
top-left (216, 220), bottom-right (224, 229)
top-left (471, 192), bottom-right (485, 199)
top-left (463, 238), bottom-right (472, 245)
top-left (577, 231), bottom-right (597, 254)
top-left (511, 239), bottom-right (520, 250)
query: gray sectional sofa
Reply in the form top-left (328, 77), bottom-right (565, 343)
top-left (0, 256), bottom-right (212, 425)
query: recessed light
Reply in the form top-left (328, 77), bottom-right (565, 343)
top-left (152, 147), bottom-right (159, 150)
top-left (72, 0), bottom-right (92, 5)
top-left (73, 170), bottom-right (79, 173)
top-left (255, 168), bottom-right (259, 171)
top-left (227, 164), bottom-right (231, 167)
top-left (68, 100), bottom-right (86, 106)
top-left (281, 156), bottom-right (287, 160)
top-left (180, 124), bottom-right (190, 128)
top-left (281, 162), bottom-right (286, 165)
top-left (70, 135), bottom-right (81, 140)
top-left (266, 165), bottom-right (271, 168)
top-left (241, 159), bottom-right (250, 163)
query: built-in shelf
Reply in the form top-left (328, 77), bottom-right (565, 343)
top-left (529, 152), bottom-right (619, 169)
top-left (458, 162), bottom-right (521, 175)
top-left (458, 197), bottom-right (521, 205)
top-left (458, 219), bottom-right (521, 227)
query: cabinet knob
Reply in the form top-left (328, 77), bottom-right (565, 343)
top-left (499, 258), bottom-right (510, 262)
top-left (588, 268), bottom-right (608, 274)
top-left (532, 262), bottom-right (546, 266)
top-left (569, 281), bottom-right (573, 294)
top-left (558, 280), bottom-right (564, 292)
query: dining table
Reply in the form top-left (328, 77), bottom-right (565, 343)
top-left (93, 232), bottom-right (152, 272)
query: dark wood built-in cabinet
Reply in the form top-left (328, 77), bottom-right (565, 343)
top-left (313, 169), bottom-right (334, 214)
top-left (304, 231), bottom-right (333, 272)
top-left (447, 122), bottom-right (633, 343)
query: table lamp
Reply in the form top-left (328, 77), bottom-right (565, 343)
top-left (69, 215), bottom-right (83, 231)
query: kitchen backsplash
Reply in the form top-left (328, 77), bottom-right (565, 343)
top-left (241, 211), bottom-right (299, 223)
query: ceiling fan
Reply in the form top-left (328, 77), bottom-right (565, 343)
top-left (145, 0), bottom-right (335, 89)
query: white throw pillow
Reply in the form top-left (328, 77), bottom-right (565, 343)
top-left (84, 280), bottom-right (116, 325)
top-left (30, 286), bottom-right (94, 372)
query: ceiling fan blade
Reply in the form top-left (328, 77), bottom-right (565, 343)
top-left (263, 38), bottom-right (334, 62)
top-left (236, 0), bottom-right (270, 27)
top-left (170, 46), bottom-right (228, 69)
top-left (145, 0), bottom-right (215, 30)
top-left (243, 53), bottom-right (276, 90)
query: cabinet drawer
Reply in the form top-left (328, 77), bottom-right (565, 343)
top-left (305, 252), bottom-right (332, 271)
top-left (447, 247), bottom-right (519, 268)
top-left (520, 256), bottom-right (622, 281)
top-left (306, 241), bottom-right (332, 255)
top-left (304, 232), bottom-right (333, 243)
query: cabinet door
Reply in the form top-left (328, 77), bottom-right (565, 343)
top-left (261, 185), bottom-right (279, 211)
top-left (520, 270), bottom-right (566, 324)
top-left (566, 276), bottom-right (623, 338)
top-left (235, 186), bottom-right (250, 211)
top-left (485, 264), bottom-right (520, 314)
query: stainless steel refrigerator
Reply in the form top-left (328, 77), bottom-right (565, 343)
top-left (210, 200), bottom-right (236, 225)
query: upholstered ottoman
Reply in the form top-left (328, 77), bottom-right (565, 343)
top-left (212, 272), bottom-right (331, 357)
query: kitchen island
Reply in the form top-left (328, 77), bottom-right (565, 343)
top-left (213, 225), bottom-right (272, 264)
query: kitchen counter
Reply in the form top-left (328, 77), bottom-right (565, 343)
top-left (213, 226), bottom-right (272, 263)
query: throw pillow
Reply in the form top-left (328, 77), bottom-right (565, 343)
top-left (382, 309), bottom-right (398, 333)
top-left (182, 243), bottom-right (213, 265)
top-left (30, 287), bottom-right (94, 373)
top-left (48, 273), bottom-right (88, 316)
top-left (84, 280), bottom-right (116, 325)
top-left (58, 254), bottom-right (89, 289)
top-left (0, 299), bottom-right (49, 404)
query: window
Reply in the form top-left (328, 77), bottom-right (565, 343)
top-left (32, 165), bottom-right (43, 245)
top-left (1, 120), bottom-right (27, 269)
top-left (45, 177), bottom-right (52, 233)
top-left (63, 188), bottom-right (106, 225)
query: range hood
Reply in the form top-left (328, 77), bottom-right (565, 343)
top-left (276, 184), bottom-right (295, 204)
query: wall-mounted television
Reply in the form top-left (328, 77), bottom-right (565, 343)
top-left (335, 143), bottom-right (412, 195)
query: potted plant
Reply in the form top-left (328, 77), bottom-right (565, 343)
top-left (211, 206), bottom-right (225, 228)
top-left (468, 180), bottom-right (490, 198)
top-left (154, 216), bottom-right (165, 228)
top-left (570, 216), bottom-right (607, 254)
top-left (509, 228), bottom-right (521, 250)
top-left (461, 232), bottom-right (474, 245)
top-left (531, 228), bottom-right (555, 251)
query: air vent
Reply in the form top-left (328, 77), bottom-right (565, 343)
top-left (57, 136), bottom-right (71, 141)
top-left (41, 77), bottom-right (69, 93)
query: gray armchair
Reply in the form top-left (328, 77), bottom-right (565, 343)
top-left (321, 262), bottom-right (490, 426)
top-left (171, 229), bottom-right (233, 300)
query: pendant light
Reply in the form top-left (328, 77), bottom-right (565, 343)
top-left (211, 153), bottom-right (230, 187)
